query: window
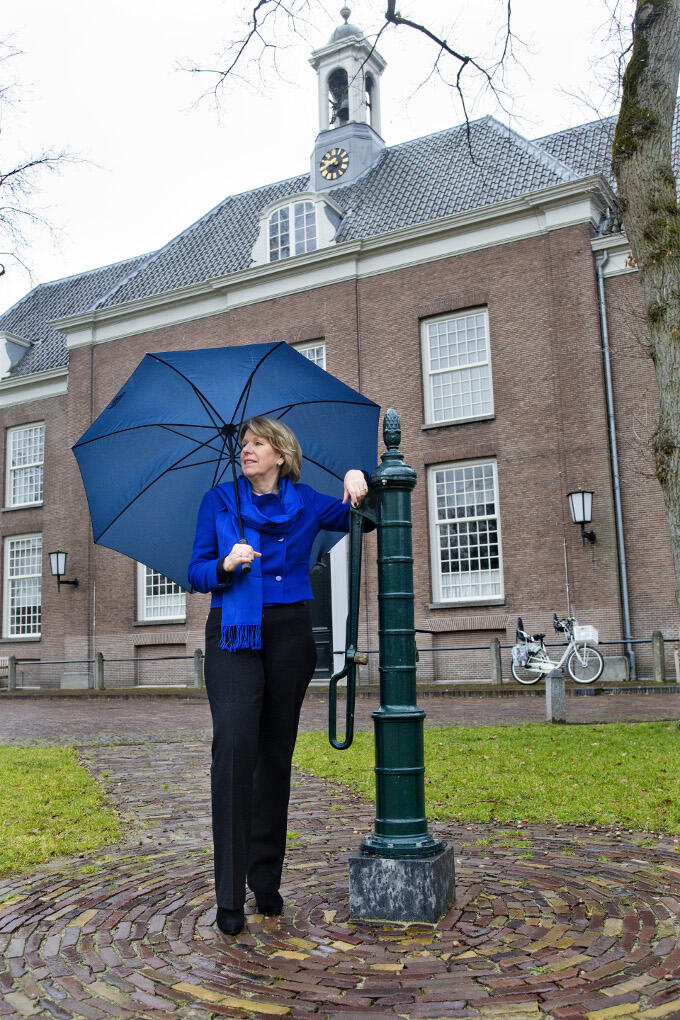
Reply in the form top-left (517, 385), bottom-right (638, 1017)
top-left (422, 310), bottom-right (493, 425)
top-left (6, 423), bottom-right (44, 508)
top-left (297, 340), bottom-right (326, 370)
top-left (137, 564), bottom-right (186, 622)
top-left (4, 534), bottom-right (42, 637)
top-left (428, 460), bottom-right (503, 603)
top-left (269, 202), bottom-right (317, 262)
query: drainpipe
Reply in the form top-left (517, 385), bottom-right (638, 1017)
top-left (595, 250), bottom-right (636, 680)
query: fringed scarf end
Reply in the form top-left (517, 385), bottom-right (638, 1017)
top-left (219, 624), bottom-right (262, 652)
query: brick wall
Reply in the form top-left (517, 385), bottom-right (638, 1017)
top-left (1, 222), bottom-right (677, 680)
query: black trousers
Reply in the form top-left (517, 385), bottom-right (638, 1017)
top-left (204, 602), bottom-right (317, 909)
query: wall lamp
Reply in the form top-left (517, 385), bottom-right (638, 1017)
top-left (49, 550), bottom-right (79, 591)
top-left (568, 491), bottom-right (596, 545)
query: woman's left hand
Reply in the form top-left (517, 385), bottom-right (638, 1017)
top-left (343, 469), bottom-right (368, 507)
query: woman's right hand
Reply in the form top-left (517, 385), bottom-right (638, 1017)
top-left (222, 542), bottom-right (262, 572)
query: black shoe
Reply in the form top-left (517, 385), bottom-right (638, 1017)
top-left (216, 907), bottom-right (245, 935)
top-left (255, 891), bottom-right (283, 916)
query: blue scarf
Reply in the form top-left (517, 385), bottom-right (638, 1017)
top-left (214, 475), bottom-right (303, 651)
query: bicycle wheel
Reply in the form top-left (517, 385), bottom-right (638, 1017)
top-left (510, 658), bottom-right (543, 685)
top-left (567, 644), bottom-right (604, 683)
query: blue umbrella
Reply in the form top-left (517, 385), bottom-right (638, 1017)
top-left (73, 341), bottom-right (380, 591)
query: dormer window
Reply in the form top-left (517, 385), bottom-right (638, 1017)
top-left (269, 201), bottom-right (317, 262)
top-left (252, 193), bottom-right (342, 267)
top-left (0, 331), bottom-right (31, 378)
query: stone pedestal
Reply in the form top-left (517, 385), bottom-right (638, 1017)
top-left (546, 669), bottom-right (566, 723)
top-left (349, 844), bottom-right (455, 923)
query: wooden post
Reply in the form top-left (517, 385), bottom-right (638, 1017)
top-left (652, 631), bottom-right (666, 684)
top-left (490, 637), bottom-right (502, 685)
top-left (95, 652), bottom-right (104, 690)
top-left (194, 649), bottom-right (204, 688)
top-left (8, 655), bottom-right (16, 692)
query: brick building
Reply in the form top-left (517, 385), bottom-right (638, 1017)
top-left (0, 13), bottom-right (677, 685)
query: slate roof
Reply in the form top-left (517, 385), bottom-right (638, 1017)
top-left (535, 99), bottom-right (680, 185)
top-left (87, 116), bottom-right (577, 311)
top-left (0, 254), bottom-right (151, 377)
top-left (0, 111), bottom-right (631, 379)
top-left (536, 116), bottom-right (617, 186)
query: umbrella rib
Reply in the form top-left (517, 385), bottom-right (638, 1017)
top-left (267, 397), bottom-right (379, 417)
top-left (157, 424), bottom-right (226, 455)
top-left (300, 452), bottom-right (344, 482)
top-left (73, 422), bottom-right (223, 450)
top-left (92, 432), bottom-right (229, 543)
top-left (146, 353), bottom-right (227, 431)
top-left (229, 341), bottom-right (285, 425)
top-left (167, 455), bottom-right (223, 472)
top-left (211, 432), bottom-right (231, 490)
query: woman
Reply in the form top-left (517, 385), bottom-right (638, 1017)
top-left (188, 416), bottom-right (368, 936)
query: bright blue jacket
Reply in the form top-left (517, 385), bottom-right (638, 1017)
top-left (187, 482), bottom-right (352, 606)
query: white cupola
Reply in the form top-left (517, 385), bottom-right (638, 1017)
top-left (309, 7), bottom-right (386, 191)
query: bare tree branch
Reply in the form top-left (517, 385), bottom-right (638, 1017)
top-left (0, 38), bottom-right (71, 281)
top-left (189, 1), bottom-right (516, 134)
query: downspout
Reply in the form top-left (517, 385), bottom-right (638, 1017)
top-left (595, 250), bottom-right (636, 680)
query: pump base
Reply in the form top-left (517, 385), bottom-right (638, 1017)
top-left (349, 844), bottom-right (455, 923)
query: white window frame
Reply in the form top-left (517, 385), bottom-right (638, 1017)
top-left (296, 340), bottom-right (326, 370)
top-left (421, 309), bottom-right (494, 427)
top-left (136, 563), bottom-right (186, 623)
top-left (5, 422), bottom-right (45, 509)
top-left (427, 459), bottom-right (504, 605)
top-left (252, 192), bottom-right (343, 266)
top-left (3, 533), bottom-right (42, 638)
top-left (269, 201), bottom-right (317, 262)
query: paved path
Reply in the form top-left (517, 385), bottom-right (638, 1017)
top-left (1, 687), bottom-right (679, 746)
top-left (1, 696), bottom-right (680, 1018)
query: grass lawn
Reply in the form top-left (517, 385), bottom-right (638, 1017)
top-left (0, 746), bottom-right (120, 876)
top-left (293, 721), bottom-right (680, 833)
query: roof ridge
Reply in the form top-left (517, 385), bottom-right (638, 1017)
top-left (32, 251), bottom-right (151, 290)
top-left (93, 171), bottom-right (311, 310)
top-left (483, 115), bottom-right (575, 182)
top-left (0, 252), bottom-right (154, 320)
top-left (534, 114), bottom-right (617, 144)
top-left (0, 282), bottom-right (49, 322)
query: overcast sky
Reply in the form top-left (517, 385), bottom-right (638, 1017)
top-left (1, 0), bottom-right (631, 313)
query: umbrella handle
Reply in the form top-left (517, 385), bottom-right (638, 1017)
top-left (238, 537), bottom-right (252, 576)
top-left (328, 507), bottom-right (365, 750)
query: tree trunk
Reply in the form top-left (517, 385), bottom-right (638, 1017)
top-left (612, 0), bottom-right (680, 608)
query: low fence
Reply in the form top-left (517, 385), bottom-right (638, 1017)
top-left (1, 653), bottom-right (202, 692)
top-left (0, 634), bottom-right (677, 692)
top-left (355, 634), bottom-right (679, 687)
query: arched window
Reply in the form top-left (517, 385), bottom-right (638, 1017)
top-left (269, 201), bottom-right (317, 262)
top-left (364, 73), bottom-right (374, 124)
top-left (328, 67), bottom-right (349, 126)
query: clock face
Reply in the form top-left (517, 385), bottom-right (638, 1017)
top-left (319, 146), bottom-right (349, 181)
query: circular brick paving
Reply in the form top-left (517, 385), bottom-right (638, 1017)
top-left (1, 739), bottom-right (680, 1018)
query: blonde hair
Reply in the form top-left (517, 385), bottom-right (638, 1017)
top-left (239, 416), bottom-right (302, 484)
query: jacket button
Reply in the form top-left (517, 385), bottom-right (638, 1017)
top-left (278, 537), bottom-right (285, 542)
top-left (275, 575), bottom-right (282, 581)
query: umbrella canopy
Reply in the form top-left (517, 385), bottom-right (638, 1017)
top-left (73, 341), bottom-right (380, 591)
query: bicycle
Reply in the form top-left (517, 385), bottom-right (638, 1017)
top-left (510, 613), bottom-right (604, 685)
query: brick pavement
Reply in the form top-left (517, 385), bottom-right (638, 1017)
top-left (1, 687), bottom-right (680, 746)
top-left (1, 695), bottom-right (680, 1018)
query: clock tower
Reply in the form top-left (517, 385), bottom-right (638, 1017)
top-left (310, 7), bottom-right (386, 191)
